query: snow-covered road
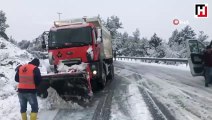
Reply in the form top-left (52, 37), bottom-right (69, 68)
top-left (1, 54), bottom-right (212, 120)
top-left (38, 60), bottom-right (211, 120)
top-left (114, 61), bottom-right (212, 120)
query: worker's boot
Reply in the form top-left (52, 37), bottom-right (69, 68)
top-left (21, 112), bottom-right (27, 120)
top-left (30, 112), bottom-right (37, 120)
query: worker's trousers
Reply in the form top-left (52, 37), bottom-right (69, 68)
top-left (205, 67), bottom-right (212, 84)
top-left (18, 92), bottom-right (38, 113)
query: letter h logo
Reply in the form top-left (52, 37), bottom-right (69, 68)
top-left (195, 4), bottom-right (208, 18)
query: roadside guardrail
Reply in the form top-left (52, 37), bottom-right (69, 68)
top-left (116, 56), bottom-right (188, 65)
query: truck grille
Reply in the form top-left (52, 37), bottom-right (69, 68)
top-left (62, 58), bottom-right (81, 66)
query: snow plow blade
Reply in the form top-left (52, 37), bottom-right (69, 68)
top-left (38, 72), bottom-right (92, 102)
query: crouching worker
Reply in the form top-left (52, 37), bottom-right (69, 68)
top-left (15, 58), bottom-right (42, 120)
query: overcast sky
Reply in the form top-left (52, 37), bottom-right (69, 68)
top-left (0, 0), bottom-right (211, 41)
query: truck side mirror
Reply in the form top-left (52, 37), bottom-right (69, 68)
top-left (97, 28), bottom-right (102, 43)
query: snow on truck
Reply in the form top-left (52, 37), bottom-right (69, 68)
top-left (38, 16), bottom-right (114, 102)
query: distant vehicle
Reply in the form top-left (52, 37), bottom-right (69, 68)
top-left (38, 16), bottom-right (114, 102)
top-left (186, 39), bottom-right (212, 87)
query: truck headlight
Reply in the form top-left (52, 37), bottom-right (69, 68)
top-left (93, 70), bottom-right (97, 75)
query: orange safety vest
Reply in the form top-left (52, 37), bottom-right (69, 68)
top-left (18, 64), bottom-right (36, 89)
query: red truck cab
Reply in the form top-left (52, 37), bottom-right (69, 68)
top-left (39, 17), bottom-right (114, 101)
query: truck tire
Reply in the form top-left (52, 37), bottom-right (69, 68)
top-left (91, 78), bottom-right (99, 91)
top-left (107, 64), bottom-right (114, 80)
top-left (99, 68), bottom-right (107, 89)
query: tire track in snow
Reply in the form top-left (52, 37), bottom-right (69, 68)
top-left (115, 65), bottom-right (176, 120)
top-left (139, 87), bottom-right (175, 120)
top-left (92, 77), bottom-right (115, 120)
top-left (115, 61), bottom-right (212, 120)
top-left (112, 75), bottom-right (134, 120)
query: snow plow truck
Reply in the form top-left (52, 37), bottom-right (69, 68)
top-left (38, 16), bottom-right (114, 102)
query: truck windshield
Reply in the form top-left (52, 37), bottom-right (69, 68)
top-left (48, 27), bottom-right (92, 49)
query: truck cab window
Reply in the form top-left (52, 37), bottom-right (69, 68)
top-left (48, 26), bottom-right (92, 48)
top-left (189, 41), bottom-right (205, 54)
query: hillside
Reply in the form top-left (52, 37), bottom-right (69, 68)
top-left (0, 38), bottom-right (33, 119)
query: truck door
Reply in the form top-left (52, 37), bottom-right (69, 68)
top-left (186, 39), bottom-right (205, 76)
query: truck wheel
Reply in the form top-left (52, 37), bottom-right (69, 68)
top-left (99, 68), bottom-right (106, 89)
top-left (108, 64), bottom-right (114, 80)
top-left (91, 78), bottom-right (98, 91)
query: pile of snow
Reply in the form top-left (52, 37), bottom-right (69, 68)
top-left (38, 87), bottom-right (82, 110)
top-left (0, 38), bottom-right (33, 120)
top-left (39, 59), bottom-right (51, 75)
top-left (57, 62), bottom-right (87, 73)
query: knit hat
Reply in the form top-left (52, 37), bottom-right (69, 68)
top-left (29, 58), bottom-right (40, 67)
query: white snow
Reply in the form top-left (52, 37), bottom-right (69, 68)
top-left (117, 58), bottom-right (189, 71)
top-left (38, 88), bottom-right (96, 120)
top-left (111, 68), bottom-right (152, 120)
top-left (1, 36), bottom-right (211, 120)
top-left (127, 84), bottom-right (152, 120)
top-left (0, 38), bottom-right (33, 120)
top-left (86, 46), bottom-right (93, 60)
top-left (0, 38), bottom-right (84, 120)
top-left (38, 87), bottom-right (82, 110)
top-left (57, 62), bottom-right (87, 73)
top-left (116, 61), bottom-right (212, 120)
top-left (39, 59), bottom-right (52, 74)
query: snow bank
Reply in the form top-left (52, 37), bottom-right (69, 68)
top-left (0, 38), bottom-right (33, 120)
top-left (0, 38), bottom-right (85, 120)
top-left (118, 59), bottom-right (189, 71)
top-left (38, 87), bottom-right (82, 110)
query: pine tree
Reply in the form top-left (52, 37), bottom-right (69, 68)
top-left (140, 37), bottom-right (150, 56)
top-left (178, 25), bottom-right (196, 45)
top-left (9, 36), bottom-right (17, 45)
top-left (149, 33), bottom-right (162, 49)
top-left (168, 25), bottom-right (196, 58)
top-left (120, 32), bottom-right (130, 56)
top-left (197, 31), bottom-right (208, 42)
top-left (132, 29), bottom-right (144, 56)
top-left (104, 15), bottom-right (122, 39)
top-left (0, 10), bottom-right (9, 34)
top-left (104, 16), bottom-right (123, 53)
top-left (168, 29), bottom-right (179, 47)
top-left (18, 40), bottom-right (30, 49)
top-left (133, 28), bottom-right (140, 43)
